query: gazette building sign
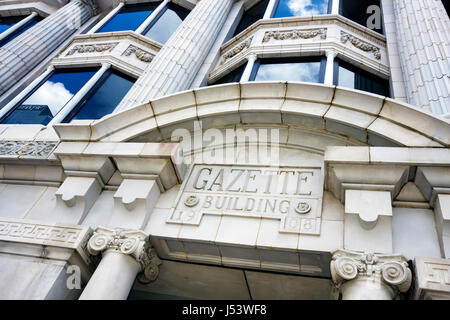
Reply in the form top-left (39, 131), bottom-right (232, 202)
top-left (167, 164), bottom-right (324, 235)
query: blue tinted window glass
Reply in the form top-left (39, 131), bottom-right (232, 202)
top-left (340, 0), bottom-right (383, 34)
top-left (144, 3), bottom-right (189, 44)
top-left (98, 3), bottom-right (160, 33)
top-left (274, 0), bottom-right (329, 18)
top-left (0, 15), bottom-right (25, 33)
top-left (337, 60), bottom-right (390, 96)
top-left (1, 69), bottom-right (97, 125)
top-left (211, 63), bottom-right (247, 85)
top-left (254, 60), bottom-right (321, 82)
top-left (0, 16), bottom-right (41, 47)
top-left (233, 0), bottom-right (269, 37)
top-left (66, 70), bottom-right (135, 122)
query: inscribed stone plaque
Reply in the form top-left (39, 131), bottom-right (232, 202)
top-left (167, 164), bottom-right (324, 235)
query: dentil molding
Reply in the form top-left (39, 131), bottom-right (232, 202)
top-left (87, 227), bottom-right (161, 283)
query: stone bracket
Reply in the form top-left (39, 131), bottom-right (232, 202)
top-left (345, 190), bottom-right (392, 230)
top-left (435, 194), bottom-right (450, 258)
top-left (413, 256), bottom-right (450, 300)
top-left (112, 179), bottom-right (161, 229)
top-left (55, 176), bottom-right (102, 224)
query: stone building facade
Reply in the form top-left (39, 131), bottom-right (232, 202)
top-left (0, 0), bottom-right (449, 300)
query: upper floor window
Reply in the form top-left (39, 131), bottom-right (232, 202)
top-left (335, 59), bottom-right (390, 96)
top-left (340, 0), bottom-right (383, 34)
top-left (210, 63), bottom-right (247, 85)
top-left (251, 57), bottom-right (326, 83)
top-left (0, 69), bottom-right (97, 125)
top-left (94, 1), bottom-right (190, 44)
top-left (0, 66), bottom-right (136, 125)
top-left (97, 3), bottom-right (160, 33)
top-left (142, 2), bottom-right (190, 44)
top-left (233, 0), bottom-right (270, 37)
top-left (63, 69), bottom-right (135, 122)
top-left (0, 13), bottom-right (42, 47)
top-left (273, 0), bottom-right (331, 18)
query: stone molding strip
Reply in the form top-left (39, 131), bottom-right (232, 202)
top-left (221, 36), bottom-right (253, 63)
top-left (0, 140), bottom-right (58, 159)
top-left (262, 28), bottom-right (327, 43)
top-left (67, 43), bottom-right (118, 56)
top-left (340, 31), bottom-right (381, 60)
top-left (123, 45), bottom-right (154, 63)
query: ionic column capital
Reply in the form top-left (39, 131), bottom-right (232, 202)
top-left (81, 0), bottom-right (99, 15)
top-left (331, 249), bottom-right (412, 298)
top-left (87, 227), bottom-right (161, 283)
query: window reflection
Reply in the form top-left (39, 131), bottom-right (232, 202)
top-left (98, 3), bottom-right (161, 33)
top-left (0, 15), bottom-right (25, 33)
top-left (233, 0), bottom-right (269, 37)
top-left (143, 3), bottom-right (189, 44)
top-left (65, 70), bottom-right (135, 122)
top-left (1, 69), bottom-right (97, 125)
top-left (340, 0), bottom-right (383, 34)
top-left (273, 0), bottom-right (330, 18)
top-left (336, 59), bottom-right (390, 96)
top-left (0, 15), bottom-right (42, 47)
top-left (253, 59), bottom-right (322, 82)
top-left (210, 63), bottom-right (247, 85)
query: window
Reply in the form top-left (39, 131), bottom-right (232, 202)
top-left (251, 57), bottom-right (326, 83)
top-left (63, 69), bottom-right (135, 122)
top-left (340, 0), bottom-right (383, 34)
top-left (142, 3), bottom-right (189, 44)
top-left (210, 63), bottom-right (247, 85)
top-left (95, 2), bottom-right (189, 45)
top-left (0, 69), bottom-right (98, 125)
top-left (335, 59), bottom-right (390, 96)
top-left (443, 0), bottom-right (450, 18)
top-left (97, 3), bottom-right (161, 33)
top-left (273, 0), bottom-right (331, 18)
top-left (0, 14), bottom-right (42, 47)
top-left (233, 0), bottom-right (269, 37)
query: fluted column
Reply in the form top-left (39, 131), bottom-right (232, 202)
top-left (0, 0), bottom-right (97, 96)
top-left (79, 227), bottom-right (161, 300)
top-left (331, 250), bottom-right (412, 300)
top-left (115, 0), bottom-right (235, 112)
top-left (393, 0), bottom-right (450, 115)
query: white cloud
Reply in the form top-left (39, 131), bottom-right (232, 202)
top-left (286, 0), bottom-right (328, 16)
top-left (23, 80), bottom-right (74, 116)
top-left (255, 62), bottom-right (320, 82)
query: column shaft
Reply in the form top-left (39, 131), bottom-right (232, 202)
top-left (240, 54), bottom-right (257, 81)
top-left (0, 12), bottom-right (38, 43)
top-left (115, 0), bottom-right (234, 112)
top-left (79, 251), bottom-right (141, 300)
top-left (393, 0), bottom-right (450, 114)
top-left (0, 0), bottom-right (96, 96)
top-left (324, 51), bottom-right (337, 85)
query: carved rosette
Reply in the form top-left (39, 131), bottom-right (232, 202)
top-left (87, 227), bottom-right (161, 283)
top-left (331, 249), bottom-right (412, 295)
top-left (262, 28), bottom-right (327, 43)
top-left (340, 31), bottom-right (381, 60)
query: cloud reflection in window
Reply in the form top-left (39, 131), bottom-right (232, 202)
top-left (274, 0), bottom-right (329, 18)
top-left (23, 80), bottom-right (74, 116)
top-left (254, 61), bottom-right (321, 82)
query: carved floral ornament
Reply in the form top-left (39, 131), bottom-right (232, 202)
top-left (340, 31), bottom-right (381, 60)
top-left (0, 140), bottom-right (58, 158)
top-left (221, 36), bottom-right (253, 63)
top-left (87, 227), bottom-right (161, 283)
top-left (262, 28), bottom-right (327, 43)
top-left (123, 45), bottom-right (154, 63)
top-left (331, 249), bottom-right (412, 294)
top-left (67, 43), bottom-right (119, 56)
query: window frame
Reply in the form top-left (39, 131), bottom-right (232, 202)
top-left (338, 0), bottom-right (385, 35)
top-left (62, 68), bottom-right (137, 123)
top-left (249, 56), bottom-right (327, 83)
top-left (333, 58), bottom-right (390, 97)
top-left (0, 13), bottom-right (42, 47)
top-left (270, 0), bottom-right (333, 18)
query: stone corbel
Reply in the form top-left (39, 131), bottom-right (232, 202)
top-left (435, 194), bottom-right (450, 258)
top-left (87, 227), bottom-right (161, 284)
top-left (111, 179), bottom-right (161, 229)
top-left (55, 176), bottom-right (102, 224)
top-left (345, 189), bottom-right (392, 230)
top-left (54, 145), bottom-right (117, 224)
top-left (331, 249), bottom-right (412, 300)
